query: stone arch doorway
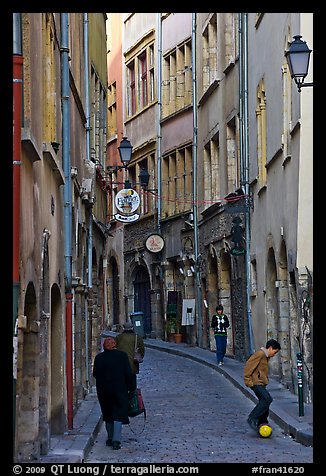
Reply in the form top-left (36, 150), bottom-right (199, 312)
top-left (50, 283), bottom-right (65, 434)
top-left (278, 240), bottom-right (291, 388)
top-left (39, 230), bottom-right (50, 454)
top-left (17, 282), bottom-right (40, 461)
top-left (108, 257), bottom-right (120, 326)
top-left (219, 250), bottom-right (234, 356)
top-left (133, 266), bottom-right (152, 335)
top-left (266, 247), bottom-right (281, 379)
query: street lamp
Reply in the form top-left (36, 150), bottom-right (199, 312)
top-left (138, 166), bottom-right (158, 192)
top-left (285, 35), bottom-right (313, 92)
top-left (107, 137), bottom-right (133, 188)
top-left (117, 136), bottom-right (133, 168)
top-left (138, 167), bottom-right (150, 189)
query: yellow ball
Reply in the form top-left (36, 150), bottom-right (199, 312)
top-left (258, 424), bottom-right (272, 438)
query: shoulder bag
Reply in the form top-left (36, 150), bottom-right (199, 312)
top-left (128, 388), bottom-right (146, 418)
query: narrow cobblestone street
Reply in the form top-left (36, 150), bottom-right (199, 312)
top-left (86, 348), bottom-right (313, 464)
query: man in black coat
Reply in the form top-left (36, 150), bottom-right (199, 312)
top-left (93, 336), bottom-right (135, 450)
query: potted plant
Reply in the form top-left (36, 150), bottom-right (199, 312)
top-left (165, 314), bottom-right (183, 343)
top-left (165, 316), bottom-right (177, 342)
top-left (173, 314), bottom-right (183, 343)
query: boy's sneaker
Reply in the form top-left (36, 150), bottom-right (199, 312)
top-left (247, 418), bottom-right (258, 430)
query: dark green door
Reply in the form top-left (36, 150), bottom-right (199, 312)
top-left (133, 266), bottom-right (151, 335)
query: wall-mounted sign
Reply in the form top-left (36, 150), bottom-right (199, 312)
top-left (114, 187), bottom-right (140, 223)
top-left (145, 233), bottom-right (165, 253)
top-left (182, 299), bottom-right (196, 325)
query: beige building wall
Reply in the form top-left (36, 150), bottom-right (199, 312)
top-left (296, 13), bottom-right (313, 271)
top-left (247, 13), bottom-right (313, 395)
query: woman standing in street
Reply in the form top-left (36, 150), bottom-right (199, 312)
top-left (93, 336), bottom-right (135, 450)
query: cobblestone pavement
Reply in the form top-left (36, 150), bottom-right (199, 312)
top-left (86, 348), bottom-right (313, 464)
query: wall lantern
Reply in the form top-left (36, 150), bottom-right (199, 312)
top-left (107, 137), bottom-right (133, 189)
top-left (285, 35), bottom-right (313, 92)
top-left (138, 166), bottom-right (158, 192)
top-left (138, 167), bottom-right (150, 189)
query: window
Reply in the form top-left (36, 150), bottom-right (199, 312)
top-left (256, 80), bottom-right (267, 188)
top-left (251, 260), bottom-right (258, 295)
top-left (127, 60), bottom-right (136, 116)
top-left (139, 52), bottom-right (148, 108)
top-left (149, 44), bottom-right (155, 103)
top-left (226, 118), bottom-right (239, 194)
top-left (282, 31), bottom-right (293, 160)
top-left (162, 39), bottom-right (192, 118)
top-left (202, 14), bottom-right (217, 93)
top-left (126, 42), bottom-right (155, 118)
top-left (162, 145), bottom-right (193, 218)
top-left (204, 135), bottom-right (220, 208)
top-left (224, 13), bottom-right (238, 69)
top-left (90, 66), bottom-right (107, 166)
top-left (108, 81), bottom-right (117, 139)
top-left (43, 13), bottom-right (56, 143)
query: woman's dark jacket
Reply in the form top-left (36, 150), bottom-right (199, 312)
top-left (93, 348), bottom-right (135, 424)
top-left (211, 313), bottom-right (230, 336)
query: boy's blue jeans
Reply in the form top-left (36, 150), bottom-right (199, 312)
top-left (214, 335), bottom-right (227, 363)
top-left (248, 385), bottom-right (273, 425)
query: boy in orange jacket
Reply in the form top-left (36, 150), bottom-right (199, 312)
top-left (244, 339), bottom-right (281, 430)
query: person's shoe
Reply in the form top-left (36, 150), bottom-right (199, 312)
top-left (106, 439), bottom-right (113, 447)
top-left (247, 418), bottom-right (258, 431)
top-left (112, 441), bottom-right (121, 450)
top-left (218, 361), bottom-right (223, 366)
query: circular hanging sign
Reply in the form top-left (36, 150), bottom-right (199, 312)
top-left (145, 233), bottom-right (165, 253)
top-left (115, 187), bottom-right (140, 215)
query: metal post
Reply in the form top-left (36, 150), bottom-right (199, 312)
top-left (192, 13), bottom-right (203, 347)
top-left (297, 352), bottom-right (304, 416)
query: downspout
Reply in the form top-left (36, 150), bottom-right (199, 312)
top-left (156, 13), bottom-right (166, 339)
top-left (156, 12), bottom-right (162, 233)
top-left (13, 11), bottom-right (23, 452)
top-left (239, 13), bottom-right (254, 354)
top-left (192, 13), bottom-right (203, 347)
top-left (83, 12), bottom-right (90, 389)
top-left (61, 13), bottom-right (73, 430)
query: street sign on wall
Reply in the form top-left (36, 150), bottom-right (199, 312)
top-left (114, 187), bottom-right (140, 223)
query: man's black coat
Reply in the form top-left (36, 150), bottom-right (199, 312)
top-left (93, 348), bottom-right (135, 424)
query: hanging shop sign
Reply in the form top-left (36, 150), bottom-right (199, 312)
top-left (114, 187), bottom-right (140, 223)
top-left (144, 233), bottom-right (165, 253)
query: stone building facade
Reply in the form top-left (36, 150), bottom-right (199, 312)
top-left (106, 12), bottom-right (313, 400)
top-left (13, 13), bottom-right (108, 462)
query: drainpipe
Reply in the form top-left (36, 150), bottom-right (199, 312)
top-left (61, 13), bottom-right (73, 430)
top-left (239, 13), bottom-right (254, 354)
top-left (13, 11), bottom-right (23, 453)
top-left (192, 13), bottom-right (203, 347)
top-left (156, 13), bottom-right (162, 233)
top-left (83, 12), bottom-right (90, 389)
